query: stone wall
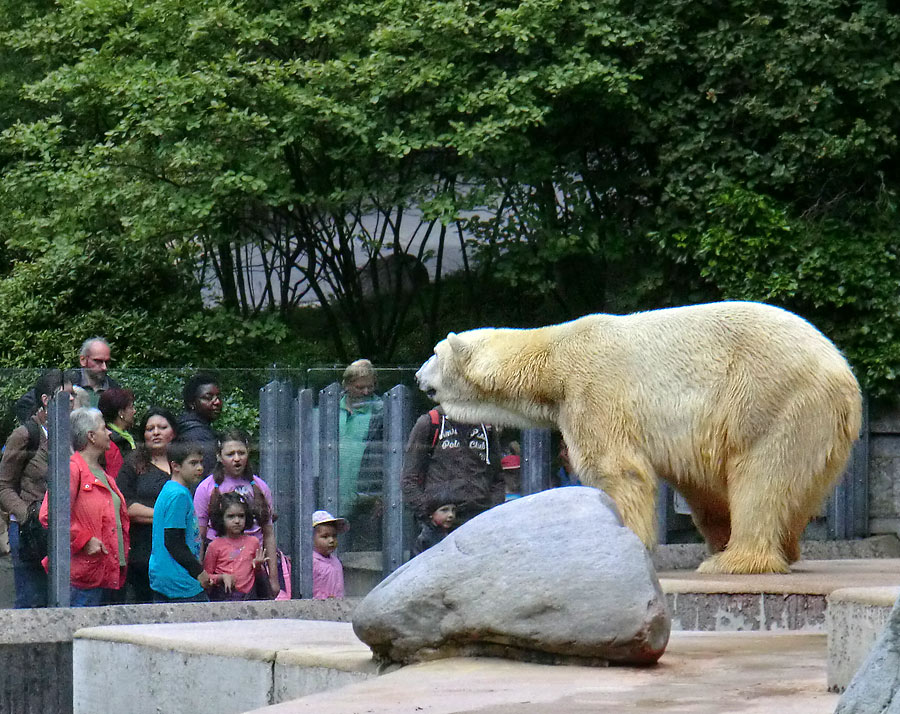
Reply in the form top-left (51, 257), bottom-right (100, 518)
top-left (0, 599), bottom-right (357, 714)
top-left (868, 401), bottom-right (900, 538)
top-left (0, 642), bottom-right (71, 714)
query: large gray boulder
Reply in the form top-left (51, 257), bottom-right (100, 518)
top-left (836, 594), bottom-right (900, 713)
top-left (353, 486), bottom-right (670, 666)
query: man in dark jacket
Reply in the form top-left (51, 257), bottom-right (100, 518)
top-left (402, 406), bottom-right (504, 527)
top-left (176, 372), bottom-right (222, 476)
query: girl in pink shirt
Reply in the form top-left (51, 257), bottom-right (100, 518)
top-left (203, 492), bottom-right (265, 601)
top-left (312, 510), bottom-right (347, 599)
top-left (194, 429), bottom-right (280, 597)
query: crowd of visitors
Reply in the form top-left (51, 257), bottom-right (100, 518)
top-left (0, 336), bottom-right (565, 608)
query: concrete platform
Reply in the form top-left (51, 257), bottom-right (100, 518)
top-left (73, 620), bottom-right (379, 714)
top-left (69, 559), bottom-right (900, 714)
top-left (251, 632), bottom-right (839, 714)
top-left (659, 558), bottom-right (900, 631)
top-left (75, 620), bottom-right (838, 714)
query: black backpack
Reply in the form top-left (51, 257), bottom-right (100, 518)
top-left (18, 500), bottom-right (47, 563)
top-left (17, 420), bottom-right (48, 564)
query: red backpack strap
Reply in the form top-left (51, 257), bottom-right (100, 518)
top-left (429, 409), bottom-right (441, 448)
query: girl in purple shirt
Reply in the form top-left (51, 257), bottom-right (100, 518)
top-left (193, 429), bottom-right (280, 597)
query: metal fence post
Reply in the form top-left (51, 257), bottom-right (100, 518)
top-left (656, 482), bottom-right (670, 546)
top-left (828, 394), bottom-right (870, 540)
top-left (382, 385), bottom-right (412, 576)
top-left (851, 396), bottom-right (870, 537)
top-left (295, 389), bottom-right (316, 598)
top-left (47, 393), bottom-right (71, 608)
top-left (520, 428), bottom-right (551, 495)
top-left (318, 383), bottom-right (342, 517)
top-left (259, 380), bottom-right (296, 563)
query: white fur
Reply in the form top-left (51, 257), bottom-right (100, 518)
top-left (417, 301), bottom-right (862, 574)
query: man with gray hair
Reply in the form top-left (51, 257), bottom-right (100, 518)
top-left (68, 337), bottom-right (121, 408)
top-left (14, 338), bottom-right (121, 423)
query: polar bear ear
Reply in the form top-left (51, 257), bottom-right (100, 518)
top-left (447, 332), bottom-right (471, 357)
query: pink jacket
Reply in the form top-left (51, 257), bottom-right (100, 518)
top-left (40, 451), bottom-right (130, 590)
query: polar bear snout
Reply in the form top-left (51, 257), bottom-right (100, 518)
top-left (416, 355), bottom-right (439, 398)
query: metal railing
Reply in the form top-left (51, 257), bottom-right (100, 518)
top-left (13, 371), bottom-right (871, 605)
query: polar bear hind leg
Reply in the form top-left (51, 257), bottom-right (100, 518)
top-left (674, 483), bottom-right (731, 554)
top-left (698, 423), bottom-right (829, 573)
top-left (780, 436), bottom-right (855, 564)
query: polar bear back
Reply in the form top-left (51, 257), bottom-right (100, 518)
top-left (547, 302), bottom-right (858, 478)
top-left (421, 301), bottom-right (860, 481)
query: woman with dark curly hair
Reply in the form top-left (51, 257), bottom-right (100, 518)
top-left (115, 406), bottom-right (178, 603)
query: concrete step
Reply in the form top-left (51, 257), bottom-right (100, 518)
top-left (74, 620), bottom-right (838, 714)
top-left (659, 558), bottom-right (900, 632)
top-left (73, 620), bottom-right (380, 714)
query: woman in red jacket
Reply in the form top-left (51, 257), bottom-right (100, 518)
top-left (41, 407), bottom-right (130, 606)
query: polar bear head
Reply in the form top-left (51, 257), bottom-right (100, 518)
top-left (416, 328), bottom-right (560, 429)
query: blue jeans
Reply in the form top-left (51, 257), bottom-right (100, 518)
top-left (70, 586), bottom-right (105, 607)
top-left (9, 520), bottom-right (48, 608)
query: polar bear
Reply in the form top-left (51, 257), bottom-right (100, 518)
top-left (415, 301), bottom-right (862, 574)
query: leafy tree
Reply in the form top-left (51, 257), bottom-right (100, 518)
top-left (0, 0), bottom-right (467, 363)
top-left (1, 0), bottom-right (898, 396)
top-left (637, 0), bottom-right (900, 394)
top-left (361, 0), bottom-right (900, 392)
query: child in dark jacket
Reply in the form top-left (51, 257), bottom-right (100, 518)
top-left (412, 489), bottom-right (457, 556)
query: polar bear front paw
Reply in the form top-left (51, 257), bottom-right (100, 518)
top-left (697, 549), bottom-right (790, 575)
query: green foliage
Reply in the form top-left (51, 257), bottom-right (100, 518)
top-left (446, 0), bottom-right (900, 395)
top-left (121, 369), bottom-right (188, 417)
top-left (109, 367), bottom-right (287, 437)
top-left (0, 368), bottom-right (41, 441)
top-left (0, 0), bottom-right (476, 362)
top-left (668, 187), bottom-right (900, 393)
top-left (0, 0), bottom-right (898, 396)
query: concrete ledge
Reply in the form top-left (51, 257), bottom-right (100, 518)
top-left (72, 621), bottom-right (838, 714)
top-left (659, 559), bottom-right (900, 632)
top-left (0, 597), bottom-right (358, 645)
top-left (0, 599), bottom-right (359, 714)
top-left (660, 558), bottom-right (900, 595)
top-left (826, 586), bottom-right (899, 692)
top-left (245, 632), bottom-right (838, 714)
top-left (73, 620), bottom-right (378, 714)
top-left (665, 591), bottom-right (827, 631)
top-left (651, 535), bottom-right (900, 571)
